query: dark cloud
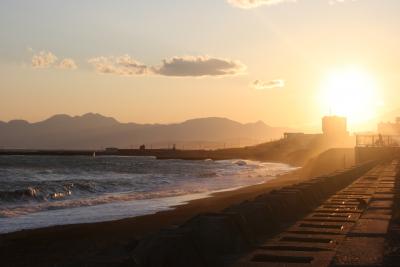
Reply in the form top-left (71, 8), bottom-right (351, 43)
top-left (153, 56), bottom-right (246, 77)
top-left (89, 55), bottom-right (246, 77)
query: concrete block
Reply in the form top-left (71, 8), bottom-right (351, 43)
top-left (234, 249), bottom-right (335, 267)
top-left (332, 237), bottom-right (384, 266)
top-left (350, 218), bottom-right (390, 236)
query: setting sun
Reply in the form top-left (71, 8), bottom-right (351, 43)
top-left (320, 66), bottom-right (381, 125)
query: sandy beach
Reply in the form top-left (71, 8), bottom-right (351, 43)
top-left (0, 168), bottom-right (309, 267)
top-left (0, 148), bottom-right (355, 267)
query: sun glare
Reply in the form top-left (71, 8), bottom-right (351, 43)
top-left (320, 66), bottom-right (381, 125)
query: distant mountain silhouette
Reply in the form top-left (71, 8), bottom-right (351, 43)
top-left (0, 113), bottom-right (293, 149)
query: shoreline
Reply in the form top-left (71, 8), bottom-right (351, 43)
top-left (0, 148), bottom-right (354, 266)
top-left (0, 179), bottom-right (274, 235)
top-left (0, 169), bottom-right (306, 267)
top-left (0, 169), bottom-right (301, 237)
top-left (0, 160), bottom-right (296, 234)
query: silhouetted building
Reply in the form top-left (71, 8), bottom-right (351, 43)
top-left (322, 116), bottom-right (348, 137)
top-left (139, 144), bottom-right (146, 150)
top-left (105, 147), bottom-right (119, 152)
top-left (283, 132), bottom-right (305, 139)
top-left (378, 117), bottom-right (400, 135)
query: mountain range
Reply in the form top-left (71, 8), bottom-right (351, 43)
top-left (0, 113), bottom-right (292, 150)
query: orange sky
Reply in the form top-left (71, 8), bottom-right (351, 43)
top-left (1, 0), bottom-right (399, 132)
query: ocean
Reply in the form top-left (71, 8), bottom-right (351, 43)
top-left (0, 155), bottom-right (296, 233)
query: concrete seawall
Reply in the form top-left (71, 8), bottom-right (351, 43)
top-left (127, 161), bottom-right (380, 267)
top-left (235, 160), bottom-right (398, 267)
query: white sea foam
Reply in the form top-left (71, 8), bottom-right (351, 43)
top-left (0, 156), bottom-right (297, 233)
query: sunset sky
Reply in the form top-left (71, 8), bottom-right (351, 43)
top-left (1, 0), bottom-right (399, 131)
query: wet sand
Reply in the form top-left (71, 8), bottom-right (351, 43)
top-left (0, 148), bottom-right (354, 266)
top-left (0, 170), bottom-right (308, 267)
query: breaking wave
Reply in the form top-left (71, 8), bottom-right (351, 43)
top-left (0, 155), bottom-right (297, 232)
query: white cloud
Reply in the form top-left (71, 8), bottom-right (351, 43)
top-left (227, 0), bottom-right (296, 9)
top-left (153, 56), bottom-right (246, 77)
top-left (31, 50), bottom-right (78, 70)
top-left (252, 79), bottom-right (285, 90)
top-left (227, 0), bottom-right (358, 8)
top-left (58, 58), bottom-right (78, 70)
top-left (31, 51), bottom-right (58, 68)
top-left (88, 55), bottom-right (148, 76)
top-left (329, 0), bottom-right (357, 4)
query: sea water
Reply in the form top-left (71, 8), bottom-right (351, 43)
top-left (0, 155), bottom-right (296, 233)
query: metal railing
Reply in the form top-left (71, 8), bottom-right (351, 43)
top-left (356, 134), bottom-right (400, 147)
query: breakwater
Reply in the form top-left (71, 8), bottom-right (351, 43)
top-left (128, 160), bottom-right (379, 267)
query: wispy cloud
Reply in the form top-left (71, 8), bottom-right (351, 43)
top-left (227, 0), bottom-right (358, 8)
top-left (251, 79), bottom-right (285, 90)
top-left (329, 0), bottom-right (358, 4)
top-left (88, 55), bottom-right (246, 77)
top-left (31, 50), bottom-right (77, 70)
top-left (31, 51), bottom-right (58, 68)
top-left (58, 58), bottom-right (77, 70)
top-left (227, 0), bottom-right (296, 9)
top-left (88, 55), bottom-right (148, 76)
top-left (153, 56), bottom-right (246, 77)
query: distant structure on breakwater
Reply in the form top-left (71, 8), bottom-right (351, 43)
top-left (284, 115), bottom-right (349, 141)
top-left (356, 117), bottom-right (400, 163)
top-left (378, 117), bottom-right (400, 135)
